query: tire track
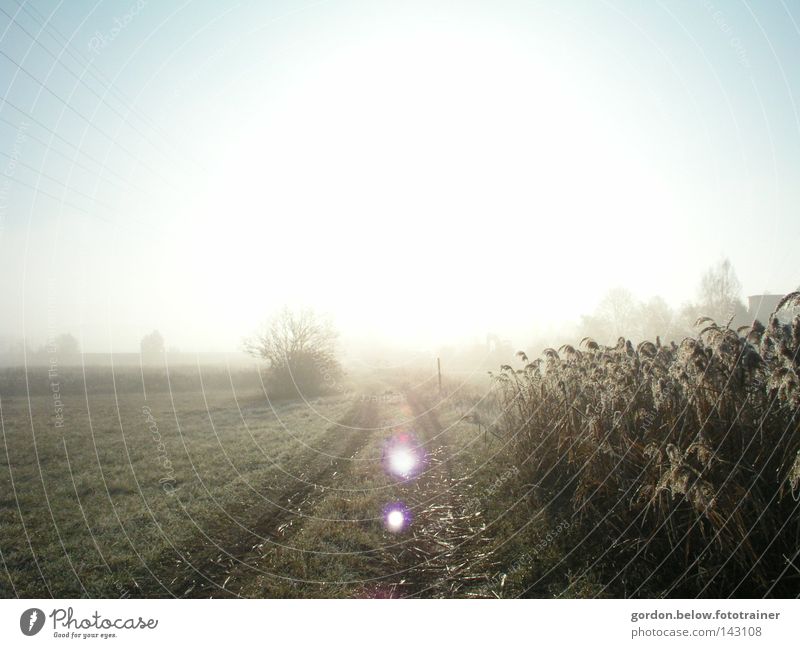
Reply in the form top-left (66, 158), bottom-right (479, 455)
top-left (155, 397), bottom-right (379, 597)
top-left (381, 388), bottom-right (489, 597)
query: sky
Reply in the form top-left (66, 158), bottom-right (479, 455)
top-left (0, 0), bottom-right (799, 354)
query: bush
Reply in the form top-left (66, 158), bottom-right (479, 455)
top-left (246, 308), bottom-right (343, 399)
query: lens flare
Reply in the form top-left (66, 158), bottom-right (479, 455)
top-left (388, 446), bottom-right (417, 477)
top-left (383, 502), bottom-right (411, 533)
top-left (383, 432), bottom-right (425, 480)
top-left (387, 509), bottom-right (404, 530)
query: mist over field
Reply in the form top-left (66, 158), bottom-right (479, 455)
top-left (1, 0), bottom-right (799, 603)
top-left (1, 1), bottom-right (798, 359)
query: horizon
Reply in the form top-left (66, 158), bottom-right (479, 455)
top-left (0, 275), bottom-right (794, 356)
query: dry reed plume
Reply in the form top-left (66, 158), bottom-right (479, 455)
top-left (492, 293), bottom-right (800, 596)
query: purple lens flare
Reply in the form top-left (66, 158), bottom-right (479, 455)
top-left (383, 501), bottom-right (411, 533)
top-left (382, 431), bottom-right (426, 480)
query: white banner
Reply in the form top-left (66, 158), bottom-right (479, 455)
top-left (1, 599), bottom-right (797, 647)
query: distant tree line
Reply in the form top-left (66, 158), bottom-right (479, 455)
top-left (578, 258), bottom-right (752, 344)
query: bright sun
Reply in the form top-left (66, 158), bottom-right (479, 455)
top-left (168, 23), bottom-right (678, 348)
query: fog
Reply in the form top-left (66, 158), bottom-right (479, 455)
top-left (1, 1), bottom-right (799, 365)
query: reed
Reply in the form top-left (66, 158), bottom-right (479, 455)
top-left (492, 293), bottom-right (800, 596)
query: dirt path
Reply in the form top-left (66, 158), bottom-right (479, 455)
top-left (377, 387), bottom-right (490, 597)
top-left (158, 385), bottom-right (490, 598)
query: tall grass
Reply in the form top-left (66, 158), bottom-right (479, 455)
top-left (493, 293), bottom-right (800, 596)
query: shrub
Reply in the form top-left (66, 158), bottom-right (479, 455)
top-left (246, 308), bottom-right (343, 399)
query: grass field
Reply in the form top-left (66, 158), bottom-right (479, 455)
top-left (2, 314), bottom-right (798, 600)
top-left (0, 363), bottom-right (527, 598)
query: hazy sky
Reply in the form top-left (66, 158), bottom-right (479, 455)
top-left (1, 0), bottom-right (799, 352)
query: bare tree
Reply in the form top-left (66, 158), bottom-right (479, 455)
top-left (246, 308), bottom-right (342, 397)
top-left (580, 287), bottom-right (641, 342)
top-left (37, 333), bottom-right (80, 356)
top-left (598, 287), bottom-right (641, 338)
top-left (53, 333), bottom-right (80, 355)
top-left (697, 258), bottom-right (746, 325)
top-left (640, 296), bottom-right (678, 342)
top-left (580, 290), bottom-right (682, 343)
top-left (140, 330), bottom-right (165, 356)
